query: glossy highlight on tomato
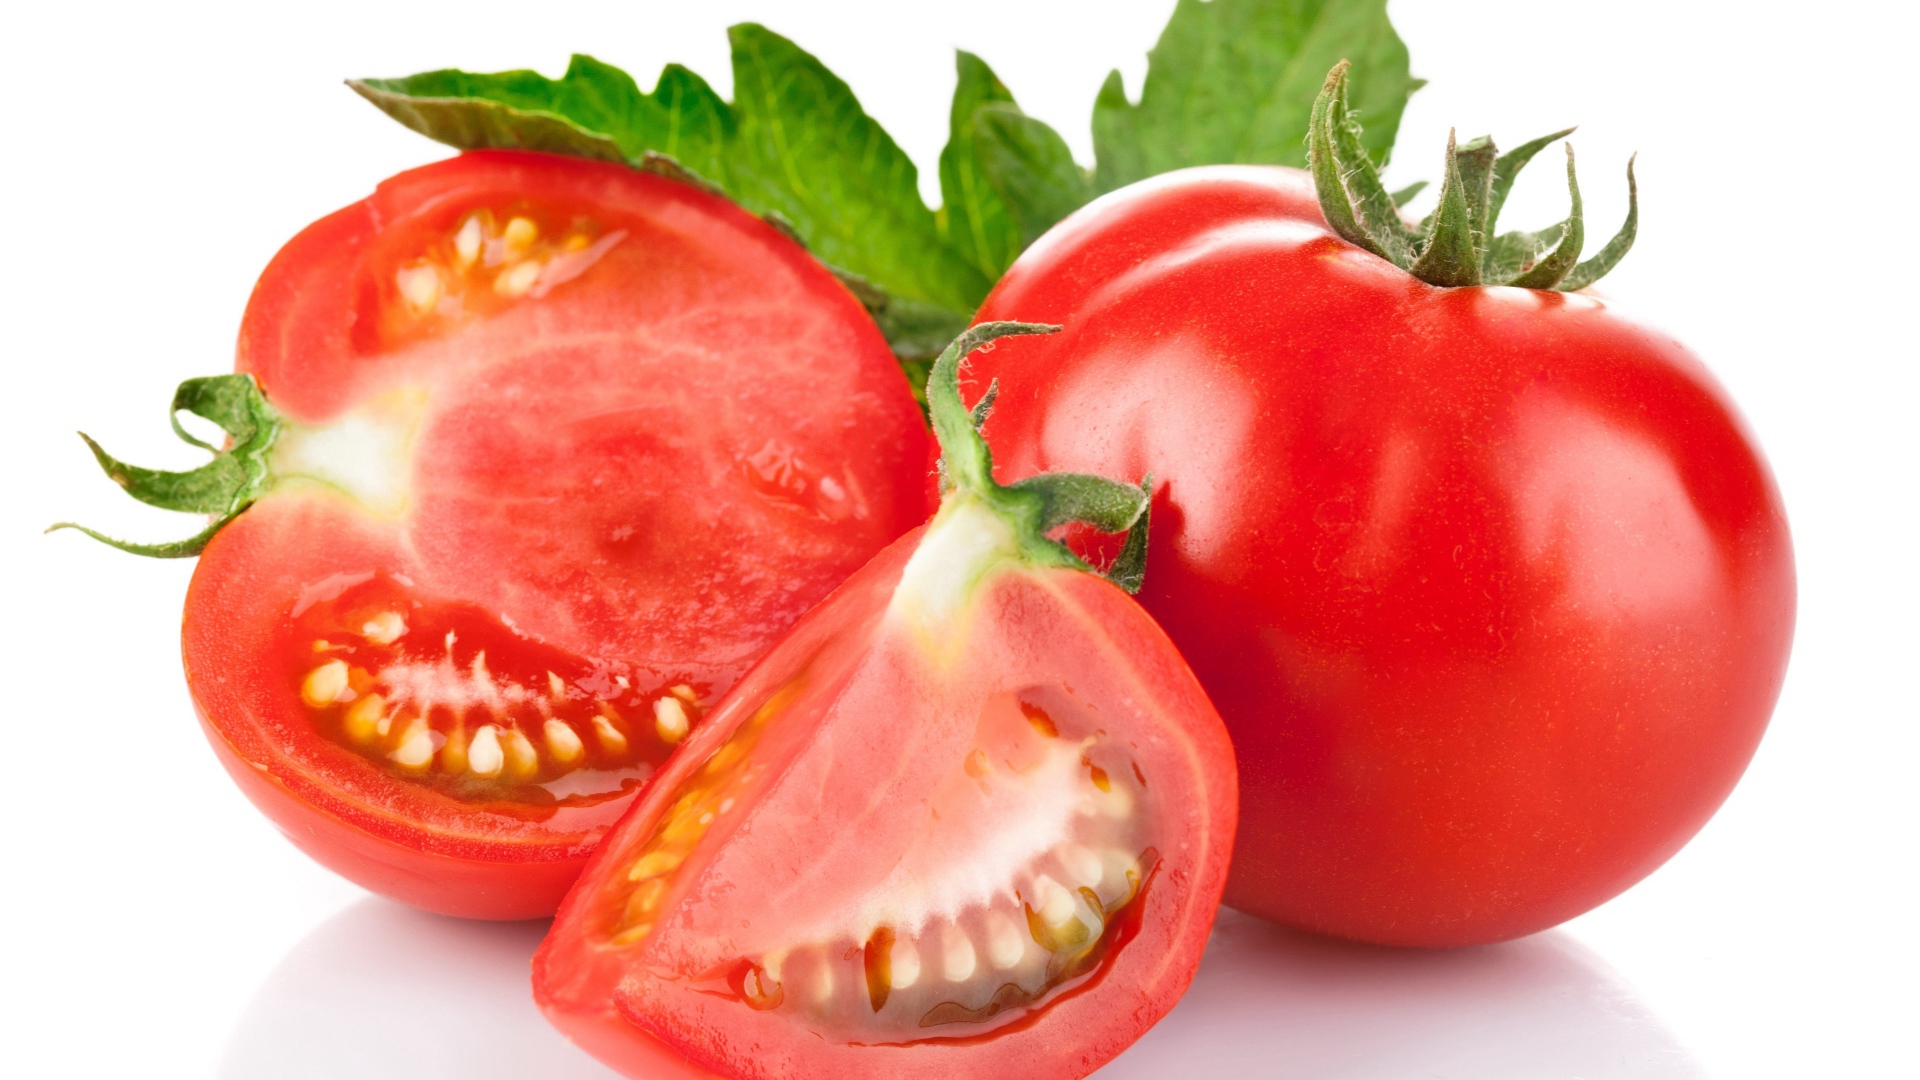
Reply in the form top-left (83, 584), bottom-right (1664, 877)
top-left (180, 150), bottom-right (929, 919)
top-left (965, 166), bottom-right (1795, 947)
top-left (534, 326), bottom-right (1237, 1080)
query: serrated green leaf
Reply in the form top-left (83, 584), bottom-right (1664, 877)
top-left (973, 104), bottom-right (1096, 248)
top-left (937, 52), bottom-right (1025, 281)
top-left (725, 25), bottom-right (989, 312)
top-left (1092, 0), bottom-right (1418, 193)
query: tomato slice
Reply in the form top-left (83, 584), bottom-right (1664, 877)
top-left (534, 326), bottom-right (1236, 1079)
top-left (176, 151), bottom-right (929, 919)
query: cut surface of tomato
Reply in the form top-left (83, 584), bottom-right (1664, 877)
top-left (534, 325), bottom-right (1237, 1079)
top-left (165, 150), bottom-right (929, 918)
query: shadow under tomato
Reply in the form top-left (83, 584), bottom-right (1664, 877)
top-left (216, 898), bottom-right (619, 1080)
top-left (1092, 907), bottom-right (1705, 1079)
top-left (221, 899), bottom-right (1701, 1080)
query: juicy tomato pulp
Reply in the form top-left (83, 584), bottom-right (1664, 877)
top-left (535, 510), bottom-right (1237, 1080)
top-left (185, 151), bottom-right (929, 918)
top-left (965, 166), bottom-right (1795, 946)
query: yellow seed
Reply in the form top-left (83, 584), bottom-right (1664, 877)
top-left (301, 660), bottom-right (350, 709)
top-left (942, 927), bottom-right (976, 982)
top-left (625, 878), bottom-right (667, 922)
top-left (439, 726), bottom-right (469, 774)
top-left (467, 724), bottom-right (505, 778)
top-left (1035, 875), bottom-right (1077, 926)
top-left (626, 848), bottom-right (682, 881)
top-left (762, 948), bottom-right (788, 983)
top-left (453, 214), bottom-right (484, 269)
top-left (311, 639), bottom-right (332, 652)
top-left (564, 232), bottom-right (591, 252)
top-left (342, 693), bottom-right (386, 744)
top-left (547, 670), bottom-right (568, 700)
top-left (660, 808), bottom-right (707, 846)
top-left (592, 713), bottom-right (629, 756)
top-left (545, 718), bottom-right (584, 765)
top-left (889, 936), bottom-right (921, 989)
top-left (703, 740), bottom-right (745, 776)
top-left (395, 264), bottom-right (442, 314)
top-left (1058, 843), bottom-right (1104, 889)
top-left (503, 216), bottom-right (538, 251)
top-left (390, 718), bottom-right (434, 770)
top-left (653, 697), bottom-right (690, 744)
top-left (669, 684), bottom-right (700, 706)
top-left (501, 727), bottom-right (540, 779)
top-left (610, 922), bottom-right (653, 947)
top-left (360, 610), bottom-right (407, 645)
top-left (986, 911), bottom-right (1025, 968)
top-left (494, 259), bottom-right (542, 297)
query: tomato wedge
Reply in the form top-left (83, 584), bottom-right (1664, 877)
top-left (73, 150), bottom-right (929, 918)
top-left (534, 324), bottom-right (1236, 1079)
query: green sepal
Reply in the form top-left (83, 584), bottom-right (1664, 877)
top-left (49, 373), bottom-right (281, 558)
top-left (1507, 147), bottom-right (1585, 289)
top-left (1307, 62), bottom-right (1638, 291)
top-left (927, 324), bottom-right (1153, 590)
top-left (1103, 478), bottom-right (1153, 595)
top-left (1558, 155), bottom-right (1638, 291)
top-left (45, 520), bottom-right (227, 560)
top-left (1408, 130), bottom-right (1484, 287)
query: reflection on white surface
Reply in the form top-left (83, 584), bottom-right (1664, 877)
top-left (217, 899), bottom-right (620, 1080)
top-left (1094, 908), bottom-right (1705, 1078)
top-left (222, 900), bottom-right (1701, 1079)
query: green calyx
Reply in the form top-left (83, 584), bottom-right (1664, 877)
top-left (1308, 60), bottom-right (1638, 290)
top-left (48, 374), bottom-right (282, 558)
top-left (929, 323), bottom-right (1152, 593)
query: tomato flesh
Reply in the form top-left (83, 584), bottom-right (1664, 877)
top-left (964, 166), bottom-right (1795, 946)
top-left (183, 151), bottom-right (929, 918)
top-left (536, 508), bottom-right (1237, 1079)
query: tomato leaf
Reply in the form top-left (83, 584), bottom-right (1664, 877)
top-left (1092, 0), bottom-right (1420, 193)
top-left (723, 26), bottom-right (989, 314)
top-left (936, 52), bottom-right (1026, 281)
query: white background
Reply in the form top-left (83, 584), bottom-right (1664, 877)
top-left (3, 1), bottom-right (1914, 1076)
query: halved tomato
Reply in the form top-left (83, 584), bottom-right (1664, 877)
top-left (534, 324), bottom-right (1237, 1079)
top-left (79, 150), bottom-right (929, 919)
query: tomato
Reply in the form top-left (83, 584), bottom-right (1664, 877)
top-left (534, 325), bottom-right (1237, 1079)
top-left (108, 150), bottom-right (931, 919)
top-left (963, 165), bottom-right (1795, 946)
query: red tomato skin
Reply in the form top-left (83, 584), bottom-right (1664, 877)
top-left (967, 166), bottom-right (1795, 946)
top-left (535, 525), bottom-right (1237, 1079)
top-left (182, 151), bottom-right (931, 918)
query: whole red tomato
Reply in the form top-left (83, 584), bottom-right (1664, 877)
top-left (535, 324), bottom-right (1237, 1080)
top-left (965, 164), bottom-right (1794, 946)
top-left (76, 151), bottom-right (929, 918)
